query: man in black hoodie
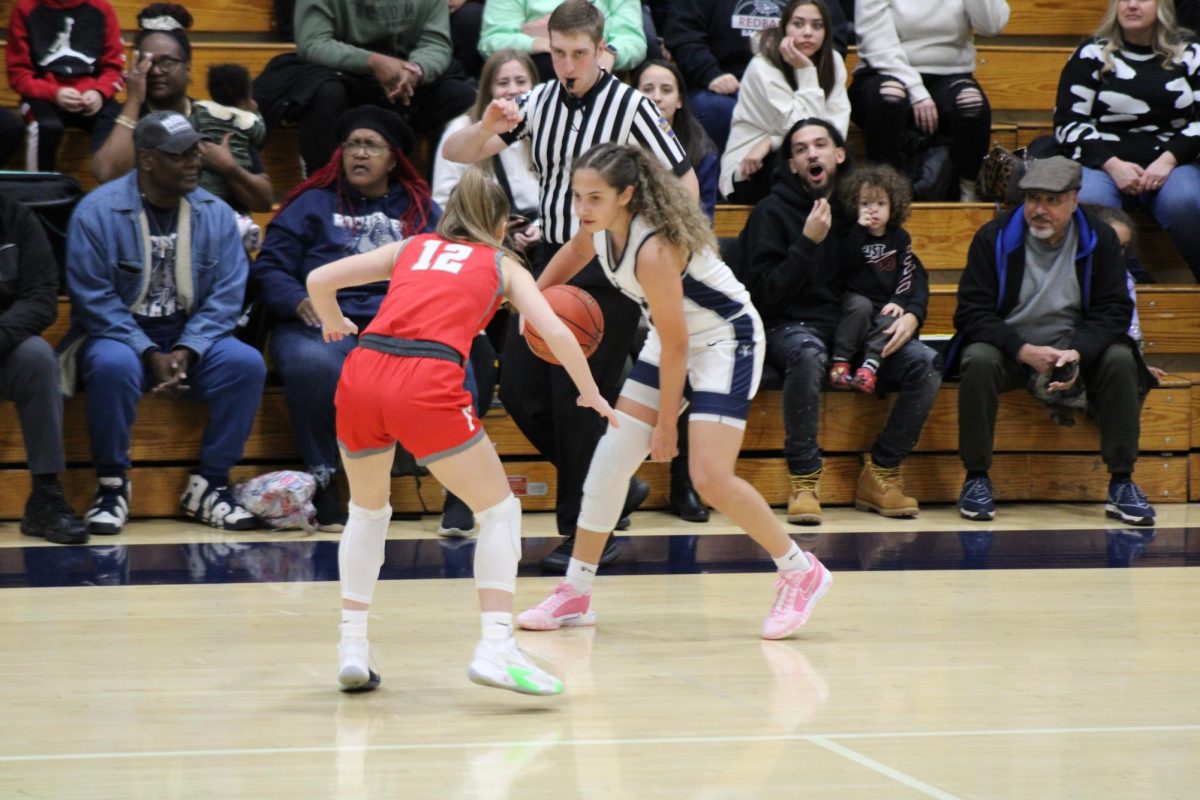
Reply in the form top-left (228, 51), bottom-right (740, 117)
top-left (0, 193), bottom-right (88, 544)
top-left (739, 118), bottom-right (941, 525)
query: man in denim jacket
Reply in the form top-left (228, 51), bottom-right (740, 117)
top-left (59, 112), bottom-right (266, 535)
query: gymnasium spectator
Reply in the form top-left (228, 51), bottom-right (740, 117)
top-left (5, 0), bottom-right (124, 173)
top-left (0, 109), bottom-right (23, 166)
top-left (449, 0), bottom-right (486, 78)
top-left (60, 111), bottom-right (266, 535)
top-left (443, 0), bottom-right (696, 566)
top-left (251, 106), bottom-right (440, 531)
top-left (664, 0), bottom-right (847, 152)
top-left (192, 64), bottom-right (267, 225)
top-left (431, 49), bottom-right (541, 250)
top-left (950, 156), bottom-right (1156, 526)
top-left (719, 0), bottom-right (849, 204)
top-left (739, 118), bottom-right (940, 525)
top-left (0, 192), bottom-right (88, 545)
top-left (479, 0), bottom-right (647, 82)
top-left (1054, 0), bottom-right (1200, 281)
top-left (632, 59), bottom-right (719, 218)
top-left (849, 0), bottom-right (1009, 201)
top-left (285, 0), bottom-right (475, 173)
top-left (92, 4), bottom-right (274, 214)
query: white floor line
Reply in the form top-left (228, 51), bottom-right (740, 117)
top-left (806, 736), bottom-right (964, 800)
top-left (0, 723), bottom-right (1196, 764)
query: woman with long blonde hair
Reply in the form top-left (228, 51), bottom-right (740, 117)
top-left (306, 168), bottom-right (617, 696)
top-left (517, 143), bottom-right (833, 640)
top-left (1054, 0), bottom-right (1200, 279)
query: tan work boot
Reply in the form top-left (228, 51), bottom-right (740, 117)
top-left (855, 454), bottom-right (919, 518)
top-left (787, 469), bottom-right (822, 525)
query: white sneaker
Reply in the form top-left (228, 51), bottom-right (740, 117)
top-left (338, 637), bottom-right (381, 693)
top-left (467, 637), bottom-right (563, 696)
top-left (181, 473), bottom-right (258, 530)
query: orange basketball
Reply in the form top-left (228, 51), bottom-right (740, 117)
top-left (523, 285), bottom-right (605, 364)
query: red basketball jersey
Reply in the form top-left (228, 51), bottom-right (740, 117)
top-left (361, 234), bottom-right (505, 359)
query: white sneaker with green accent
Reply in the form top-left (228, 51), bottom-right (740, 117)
top-left (467, 637), bottom-right (564, 696)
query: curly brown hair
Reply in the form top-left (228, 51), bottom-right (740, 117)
top-left (839, 163), bottom-right (912, 228)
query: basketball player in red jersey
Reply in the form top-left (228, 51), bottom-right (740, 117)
top-left (306, 169), bottom-right (617, 696)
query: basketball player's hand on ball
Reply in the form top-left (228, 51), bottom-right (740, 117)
top-left (322, 316), bottom-right (359, 342)
top-left (576, 392), bottom-right (619, 428)
top-left (649, 422), bottom-right (678, 462)
top-left (483, 99), bottom-right (522, 134)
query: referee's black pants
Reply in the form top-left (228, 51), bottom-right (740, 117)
top-left (499, 242), bottom-right (642, 537)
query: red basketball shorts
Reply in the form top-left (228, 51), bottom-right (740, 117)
top-left (335, 348), bottom-right (484, 465)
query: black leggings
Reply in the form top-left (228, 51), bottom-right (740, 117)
top-left (849, 70), bottom-right (991, 181)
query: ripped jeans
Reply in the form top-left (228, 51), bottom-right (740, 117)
top-left (766, 321), bottom-right (942, 474)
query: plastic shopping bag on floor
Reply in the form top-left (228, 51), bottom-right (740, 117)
top-left (235, 470), bottom-right (317, 531)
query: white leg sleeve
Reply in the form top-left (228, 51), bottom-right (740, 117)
top-left (474, 493), bottom-right (522, 594)
top-left (338, 502), bottom-right (392, 605)
top-left (577, 410), bottom-right (654, 533)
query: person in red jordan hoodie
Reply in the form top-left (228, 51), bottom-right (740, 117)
top-left (6, 0), bottom-right (125, 171)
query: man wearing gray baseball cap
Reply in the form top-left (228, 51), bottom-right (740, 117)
top-left (946, 156), bottom-right (1157, 525)
top-left (58, 110), bottom-right (268, 535)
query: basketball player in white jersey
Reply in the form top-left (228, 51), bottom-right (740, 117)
top-left (518, 143), bottom-right (832, 639)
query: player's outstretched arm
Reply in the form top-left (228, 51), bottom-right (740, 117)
top-left (503, 258), bottom-right (618, 428)
top-left (536, 227), bottom-right (597, 290)
top-left (306, 240), bottom-right (405, 341)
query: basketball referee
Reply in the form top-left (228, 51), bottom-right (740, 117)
top-left (443, 0), bottom-right (698, 566)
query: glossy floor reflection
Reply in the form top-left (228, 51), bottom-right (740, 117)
top-left (1, 526), bottom-right (1196, 588)
top-left (2, 569), bottom-right (1197, 799)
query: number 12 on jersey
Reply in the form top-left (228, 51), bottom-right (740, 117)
top-left (410, 239), bottom-right (474, 274)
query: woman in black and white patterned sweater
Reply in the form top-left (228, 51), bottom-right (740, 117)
top-left (1054, 0), bottom-right (1200, 280)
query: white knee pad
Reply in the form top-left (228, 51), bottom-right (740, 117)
top-left (578, 411), bottom-right (654, 533)
top-left (338, 501), bottom-right (392, 604)
top-left (474, 493), bottom-right (522, 594)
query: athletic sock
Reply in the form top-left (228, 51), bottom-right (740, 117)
top-left (340, 608), bottom-right (368, 641)
top-left (481, 611), bottom-right (514, 641)
top-left (565, 557), bottom-right (598, 594)
top-left (862, 359), bottom-right (880, 373)
top-left (1110, 472), bottom-right (1132, 486)
top-left (773, 541), bottom-right (812, 572)
top-left (967, 470), bottom-right (989, 480)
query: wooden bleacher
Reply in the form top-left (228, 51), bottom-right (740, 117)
top-left (4, 0), bottom-right (1198, 520)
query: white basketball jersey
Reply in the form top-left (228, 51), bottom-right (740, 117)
top-left (591, 215), bottom-right (753, 335)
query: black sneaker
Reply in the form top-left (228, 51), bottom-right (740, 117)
top-left (438, 492), bottom-right (476, 537)
top-left (180, 474), bottom-right (259, 530)
top-left (540, 533), bottom-right (621, 573)
top-left (21, 484), bottom-right (88, 545)
top-left (615, 477), bottom-right (650, 531)
top-left (85, 477), bottom-right (130, 535)
top-left (313, 481), bottom-right (348, 532)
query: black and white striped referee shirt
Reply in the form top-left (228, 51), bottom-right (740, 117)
top-left (500, 70), bottom-right (691, 246)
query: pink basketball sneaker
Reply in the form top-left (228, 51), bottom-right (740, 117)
top-left (762, 555), bottom-right (832, 640)
top-left (517, 580), bottom-right (596, 631)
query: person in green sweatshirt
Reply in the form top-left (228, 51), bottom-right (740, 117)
top-left (293, 0), bottom-right (476, 172)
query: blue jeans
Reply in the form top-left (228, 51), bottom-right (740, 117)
top-left (689, 89), bottom-right (737, 154)
top-left (1079, 163), bottom-right (1200, 279)
top-left (765, 321), bottom-right (942, 474)
top-left (79, 335), bottom-right (267, 479)
top-left (270, 321), bottom-right (485, 481)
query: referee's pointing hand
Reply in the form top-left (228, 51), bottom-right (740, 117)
top-left (483, 99), bottom-right (523, 134)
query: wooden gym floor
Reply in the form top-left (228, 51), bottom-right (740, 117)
top-left (0, 504), bottom-right (1197, 799)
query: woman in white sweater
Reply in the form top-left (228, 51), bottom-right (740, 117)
top-left (720, 0), bottom-right (850, 204)
top-left (433, 49), bottom-right (543, 252)
top-left (848, 0), bottom-right (1010, 201)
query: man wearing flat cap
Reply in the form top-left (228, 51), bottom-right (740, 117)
top-left (948, 156), bottom-right (1156, 525)
top-left (59, 111), bottom-right (267, 535)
